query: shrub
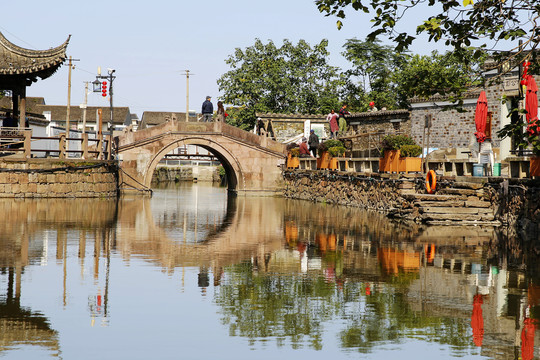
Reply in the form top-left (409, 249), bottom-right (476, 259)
top-left (318, 139), bottom-right (343, 156)
top-left (217, 165), bottom-right (226, 177)
top-left (328, 146), bottom-right (346, 157)
top-left (381, 135), bottom-right (420, 157)
top-left (400, 144), bottom-right (422, 157)
top-left (286, 142), bottom-right (299, 151)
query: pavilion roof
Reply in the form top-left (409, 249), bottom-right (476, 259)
top-left (0, 31), bottom-right (70, 85)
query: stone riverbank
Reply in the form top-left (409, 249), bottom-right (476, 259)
top-left (0, 159), bottom-right (118, 198)
top-left (283, 170), bottom-right (540, 237)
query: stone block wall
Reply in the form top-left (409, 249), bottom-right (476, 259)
top-left (152, 166), bottom-right (220, 183)
top-left (283, 170), bottom-right (540, 237)
top-left (0, 159), bottom-right (118, 198)
top-left (410, 80), bottom-right (511, 150)
top-left (410, 102), bottom-right (478, 149)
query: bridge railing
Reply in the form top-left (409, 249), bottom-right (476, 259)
top-left (0, 127), bottom-right (113, 160)
top-left (116, 120), bottom-right (287, 155)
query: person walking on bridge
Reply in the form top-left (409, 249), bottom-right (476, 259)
top-left (201, 96), bottom-right (213, 122)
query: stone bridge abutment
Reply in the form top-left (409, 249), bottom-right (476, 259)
top-left (116, 121), bottom-right (286, 196)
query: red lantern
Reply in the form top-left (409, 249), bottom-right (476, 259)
top-left (102, 82), bottom-right (107, 97)
top-left (369, 101), bottom-right (375, 107)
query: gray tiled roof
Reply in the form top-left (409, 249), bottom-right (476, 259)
top-left (0, 31), bottom-right (69, 81)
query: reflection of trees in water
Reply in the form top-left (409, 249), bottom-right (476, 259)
top-left (214, 198), bottom-right (540, 353)
top-left (215, 262), bottom-right (473, 352)
top-left (340, 289), bottom-right (471, 352)
top-left (215, 262), bottom-right (339, 350)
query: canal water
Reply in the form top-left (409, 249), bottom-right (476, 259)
top-left (1, 183), bottom-right (538, 360)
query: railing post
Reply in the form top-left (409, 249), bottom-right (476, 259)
top-left (59, 133), bottom-right (66, 159)
top-left (97, 137), bottom-right (103, 160)
top-left (24, 129), bottom-right (32, 158)
top-left (106, 134), bottom-right (112, 160)
top-left (82, 133), bottom-right (89, 159)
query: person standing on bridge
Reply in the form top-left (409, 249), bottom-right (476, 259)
top-left (201, 96), bottom-right (213, 122)
top-left (216, 101), bottom-right (226, 122)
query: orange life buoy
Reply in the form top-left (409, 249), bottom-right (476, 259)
top-left (425, 170), bottom-right (437, 194)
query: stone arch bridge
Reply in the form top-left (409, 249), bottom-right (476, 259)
top-left (116, 121), bottom-right (287, 195)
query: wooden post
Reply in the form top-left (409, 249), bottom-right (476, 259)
top-left (424, 114), bottom-right (432, 173)
top-left (59, 133), bottom-right (66, 159)
top-left (82, 132), bottom-right (89, 159)
top-left (23, 129), bottom-right (31, 158)
top-left (98, 109), bottom-right (103, 138)
top-left (106, 134), bottom-right (112, 160)
top-left (19, 86), bottom-right (26, 129)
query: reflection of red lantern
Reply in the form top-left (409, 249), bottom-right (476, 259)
top-left (521, 79), bottom-right (528, 86)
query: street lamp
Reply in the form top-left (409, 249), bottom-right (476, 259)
top-left (93, 68), bottom-right (116, 134)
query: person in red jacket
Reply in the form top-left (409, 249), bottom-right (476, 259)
top-left (299, 137), bottom-right (310, 157)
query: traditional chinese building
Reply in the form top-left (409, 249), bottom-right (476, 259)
top-left (0, 31), bottom-right (69, 127)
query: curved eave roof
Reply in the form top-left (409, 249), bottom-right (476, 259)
top-left (0, 31), bottom-right (70, 82)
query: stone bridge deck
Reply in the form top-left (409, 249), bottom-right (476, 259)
top-left (116, 121), bottom-right (287, 195)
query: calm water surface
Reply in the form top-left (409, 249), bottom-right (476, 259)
top-left (0, 182), bottom-right (538, 360)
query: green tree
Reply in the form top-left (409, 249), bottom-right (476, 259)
top-left (341, 39), bottom-right (485, 110)
top-left (217, 39), bottom-right (344, 130)
top-left (341, 38), bottom-right (409, 111)
top-left (393, 49), bottom-right (486, 104)
top-left (315, 0), bottom-right (539, 73)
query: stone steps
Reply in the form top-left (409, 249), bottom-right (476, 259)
top-left (400, 182), bottom-right (497, 225)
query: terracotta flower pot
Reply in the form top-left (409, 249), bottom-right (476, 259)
top-left (287, 153), bottom-right (299, 169)
top-left (530, 157), bottom-right (540, 176)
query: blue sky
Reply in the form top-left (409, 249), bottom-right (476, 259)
top-left (2, 0), bottom-right (445, 118)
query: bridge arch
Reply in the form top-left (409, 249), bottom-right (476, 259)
top-left (144, 136), bottom-right (245, 192)
top-left (116, 121), bottom-right (286, 196)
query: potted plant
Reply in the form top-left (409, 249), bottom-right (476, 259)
top-left (317, 139), bottom-right (344, 169)
top-left (379, 134), bottom-right (422, 173)
top-left (498, 119), bottom-right (540, 176)
top-left (286, 143), bottom-right (300, 169)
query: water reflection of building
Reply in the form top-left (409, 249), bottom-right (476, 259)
top-left (280, 200), bottom-right (540, 359)
top-left (0, 190), bottom-right (539, 359)
top-left (0, 247), bottom-right (59, 355)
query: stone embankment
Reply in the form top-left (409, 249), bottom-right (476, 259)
top-left (0, 159), bottom-right (118, 198)
top-left (283, 170), bottom-right (540, 235)
top-left (151, 166), bottom-right (221, 183)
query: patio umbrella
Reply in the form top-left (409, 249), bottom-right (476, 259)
top-left (471, 294), bottom-right (484, 347)
top-left (474, 91), bottom-right (488, 143)
top-left (525, 75), bottom-right (539, 136)
top-left (521, 317), bottom-right (536, 360)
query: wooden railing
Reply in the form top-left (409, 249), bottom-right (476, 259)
top-left (0, 127), bottom-right (113, 160)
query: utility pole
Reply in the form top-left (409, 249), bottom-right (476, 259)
top-left (81, 81), bottom-right (89, 134)
top-left (186, 70), bottom-right (189, 122)
top-left (182, 70), bottom-right (193, 122)
top-left (66, 56), bottom-right (80, 151)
